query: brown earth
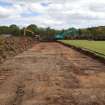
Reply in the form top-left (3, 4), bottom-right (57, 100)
top-left (0, 42), bottom-right (105, 105)
top-left (0, 37), bottom-right (34, 63)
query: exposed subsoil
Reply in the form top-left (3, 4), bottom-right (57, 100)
top-left (0, 37), bottom-right (34, 63)
top-left (0, 42), bottom-right (105, 105)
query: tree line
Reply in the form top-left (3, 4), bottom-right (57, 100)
top-left (60, 26), bottom-right (105, 40)
top-left (78, 26), bottom-right (105, 40)
top-left (0, 25), bottom-right (21, 36)
top-left (0, 24), bottom-right (60, 41)
top-left (0, 24), bottom-right (105, 40)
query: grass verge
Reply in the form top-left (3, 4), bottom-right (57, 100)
top-left (58, 40), bottom-right (105, 63)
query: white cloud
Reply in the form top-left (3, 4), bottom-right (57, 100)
top-left (0, 0), bottom-right (105, 29)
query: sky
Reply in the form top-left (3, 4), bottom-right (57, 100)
top-left (0, 0), bottom-right (105, 29)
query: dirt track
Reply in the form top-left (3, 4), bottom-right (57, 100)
top-left (0, 42), bottom-right (105, 105)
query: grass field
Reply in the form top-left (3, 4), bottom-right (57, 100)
top-left (60, 40), bottom-right (105, 58)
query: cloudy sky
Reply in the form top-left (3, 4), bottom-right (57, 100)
top-left (0, 0), bottom-right (105, 29)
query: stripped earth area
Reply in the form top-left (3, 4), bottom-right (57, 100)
top-left (0, 42), bottom-right (105, 105)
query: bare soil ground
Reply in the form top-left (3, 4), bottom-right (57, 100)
top-left (0, 42), bottom-right (105, 105)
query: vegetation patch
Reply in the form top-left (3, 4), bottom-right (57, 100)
top-left (59, 40), bottom-right (105, 58)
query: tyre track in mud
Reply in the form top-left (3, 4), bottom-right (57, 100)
top-left (0, 42), bottom-right (105, 105)
top-left (11, 85), bottom-right (25, 105)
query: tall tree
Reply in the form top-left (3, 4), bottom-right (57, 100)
top-left (9, 24), bottom-right (20, 36)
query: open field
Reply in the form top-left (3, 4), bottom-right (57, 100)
top-left (60, 40), bottom-right (105, 58)
top-left (0, 42), bottom-right (105, 105)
